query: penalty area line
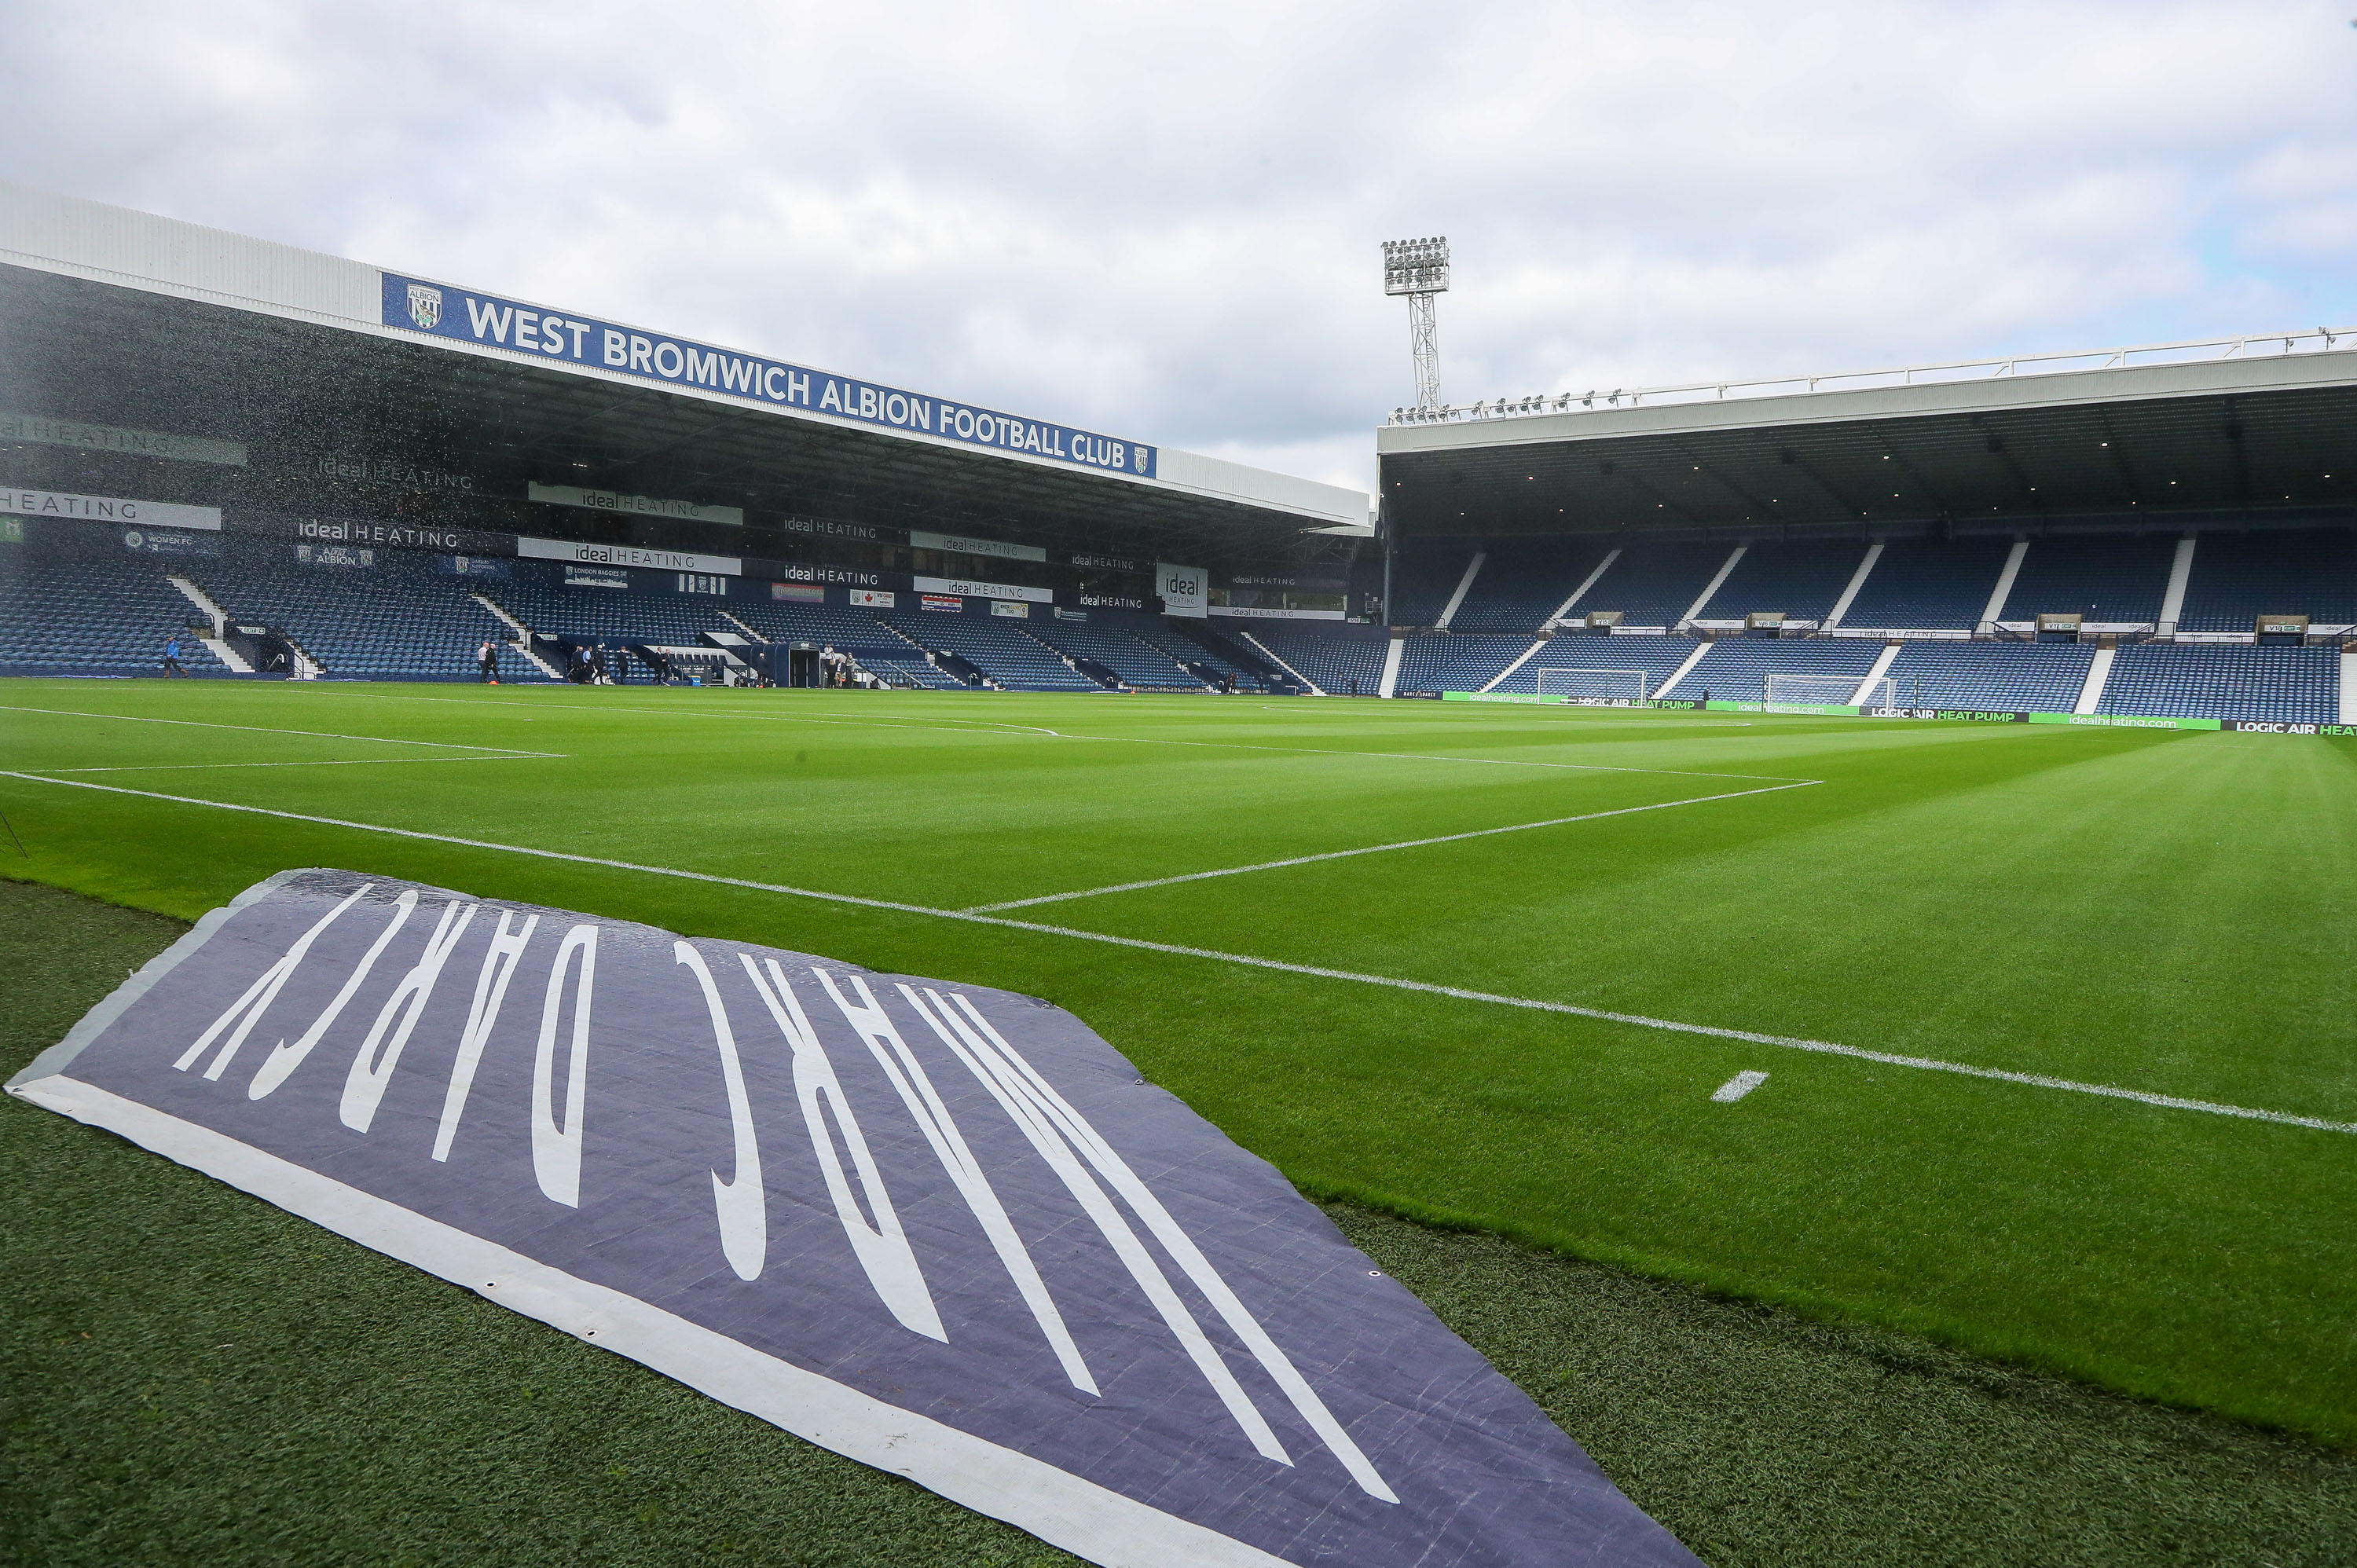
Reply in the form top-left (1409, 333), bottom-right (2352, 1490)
top-left (966, 780), bottom-right (1824, 911)
top-left (5, 768), bottom-right (2352, 1140)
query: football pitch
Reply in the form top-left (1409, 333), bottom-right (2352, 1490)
top-left (4, 675), bottom-right (2355, 1461)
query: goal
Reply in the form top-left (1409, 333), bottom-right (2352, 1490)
top-left (1762, 672), bottom-right (1917, 709)
top-left (1537, 667), bottom-right (1650, 702)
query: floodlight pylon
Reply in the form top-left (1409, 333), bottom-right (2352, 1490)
top-left (1381, 236), bottom-right (1450, 414)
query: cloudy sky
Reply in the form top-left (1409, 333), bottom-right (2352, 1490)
top-left (6, 2), bottom-right (2354, 495)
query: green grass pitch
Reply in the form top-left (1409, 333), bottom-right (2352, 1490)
top-left (3, 677), bottom-right (2353, 1467)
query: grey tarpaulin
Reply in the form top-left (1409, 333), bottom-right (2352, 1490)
top-left (9, 869), bottom-right (1699, 1567)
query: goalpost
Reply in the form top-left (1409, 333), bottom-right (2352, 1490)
top-left (1762, 672), bottom-right (1917, 709)
top-left (1537, 668), bottom-right (1650, 702)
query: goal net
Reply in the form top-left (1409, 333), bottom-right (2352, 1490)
top-left (1762, 672), bottom-right (1917, 709)
top-left (1537, 667), bottom-right (1649, 702)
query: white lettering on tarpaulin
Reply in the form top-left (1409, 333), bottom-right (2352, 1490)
top-left (379, 272), bottom-right (1157, 482)
top-left (525, 482), bottom-right (745, 529)
top-left (520, 536), bottom-right (742, 577)
top-left (1157, 562), bottom-right (1209, 620)
top-left (0, 489), bottom-right (223, 532)
top-left (676, 573), bottom-right (728, 597)
top-left (18, 870), bottom-right (1703, 1566)
top-left (563, 566), bottom-right (632, 591)
top-left (851, 589), bottom-right (897, 608)
top-left (0, 411), bottom-right (247, 467)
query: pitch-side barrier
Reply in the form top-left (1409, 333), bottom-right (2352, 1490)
top-left (1440, 691), bottom-right (2356, 736)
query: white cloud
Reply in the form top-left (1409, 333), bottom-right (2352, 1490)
top-left (4, 0), bottom-right (2354, 496)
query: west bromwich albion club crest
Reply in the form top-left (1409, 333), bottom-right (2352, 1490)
top-left (406, 284), bottom-right (442, 331)
top-left (1133, 446), bottom-right (1149, 473)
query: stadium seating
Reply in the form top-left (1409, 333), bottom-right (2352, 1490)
top-left (1696, 542), bottom-right (1868, 624)
top-left (1248, 625), bottom-right (1389, 694)
top-left (2097, 643), bottom-right (2339, 724)
top-left (1835, 540), bottom-right (2011, 631)
top-left (2175, 531), bottom-right (2357, 632)
top-left (1656, 637), bottom-right (1884, 702)
top-left (495, 579), bottom-right (738, 648)
top-left (1884, 642), bottom-right (2096, 712)
top-left (1491, 634), bottom-right (1705, 697)
top-left (0, 526), bottom-right (228, 676)
top-left (1571, 542), bottom-right (1733, 628)
top-left (885, 612), bottom-right (1108, 691)
top-left (2001, 536), bottom-right (2176, 625)
top-left (1393, 633), bottom-right (1535, 694)
top-left (1446, 540), bottom-right (1611, 632)
top-left (1030, 621), bottom-right (1210, 689)
top-left (191, 540), bottom-right (511, 680)
top-left (1387, 540), bottom-right (1475, 625)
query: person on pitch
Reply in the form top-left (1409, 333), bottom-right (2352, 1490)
top-left (162, 632), bottom-right (187, 677)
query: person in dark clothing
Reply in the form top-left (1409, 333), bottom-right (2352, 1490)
top-left (1348, 677), bottom-right (1359, 696)
top-left (478, 639), bottom-right (499, 683)
top-left (162, 634), bottom-right (187, 677)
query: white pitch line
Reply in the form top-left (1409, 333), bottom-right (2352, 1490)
top-left (36, 753), bottom-right (568, 774)
top-left (5, 768), bottom-right (2352, 1140)
top-left (0, 703), bottom-right (550, 757)
top-left (1712, 1071), bottom-right (1770, 1103)
top-left (966, 781), bottom-right (1822, 912)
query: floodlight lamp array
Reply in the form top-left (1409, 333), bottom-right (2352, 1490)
top-left (1382, 236), bottom-right (1450, 296)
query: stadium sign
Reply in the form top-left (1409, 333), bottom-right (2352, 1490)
top-left (913, 574), bottom-right (1053, 604)
top-left (526, 482), bottom-right (744, 528)
top-left (9, 871), bottom-right (1695, 1567)
top-left (1157, 562), bottom-right (1208, 619)
top-left (911, 529), bottom-right (1047, 563)
top-left (0, 410), bottom-right (247, 467)
top-left (382, 273), bottom-right (1158, 482)
top-left (0, 487), bottom-right (221, 531)
top-left (518, 535), bottom-right (742, 577)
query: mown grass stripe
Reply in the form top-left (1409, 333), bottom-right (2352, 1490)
top-left (8, 767), bottom-right (2350, 1140)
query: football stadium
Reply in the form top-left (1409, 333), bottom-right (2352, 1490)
top-left (7, 180), bottom-right (2357, 1566)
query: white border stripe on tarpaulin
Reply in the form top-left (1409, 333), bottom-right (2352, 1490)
top-left (5, 769), bottom-right (2354, 1139)
top-left (3, 1071), bottom-right (1293, 1568)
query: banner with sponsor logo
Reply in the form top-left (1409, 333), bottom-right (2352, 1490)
top-left (772, 561), bottom-right (882, 589)
top-left (526, 482), bottom-right (744, 529)
top-left (1442, 692), bottom-right (2351, 735)
top-left (519, 537), bottom-right (741, 577)
top-left (1080, 592), bottom-right (1146, 611)
top-left (564, 566), bottom-right (631, 590)
top-left (913, 576), bottom-right (1054, 606)
top-left (851, 589), bottom-right (897, 609)
top-left (772, 582), bottom-right (827, 604)
top-left (296, 543), bottom-right (375, 569)
top-left (911, 529), bottom-right (1047, 563)
top-left (433, 555), bottom-right (511, 579)
top-left (1156, 562), bottom-right (1208, 620)
top-left (1, 411), bottom-right (247, 467)
top-left (119, 526), bottom-right (218, 559)
top-left (921, 594), bottom-right (963, 613)
top-left (313, 452), bottom-right (475, 493)
top-left (1, 488), bottom-right (221, 531)
top-left (382, 273), bottom-right (1158, 482)
top-left (243, 514), bottom-right (518, 556)
top-left (8, 870), bottom-right (1695, 1568)
top-left (989, 600), bottom-right (1030, 618)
